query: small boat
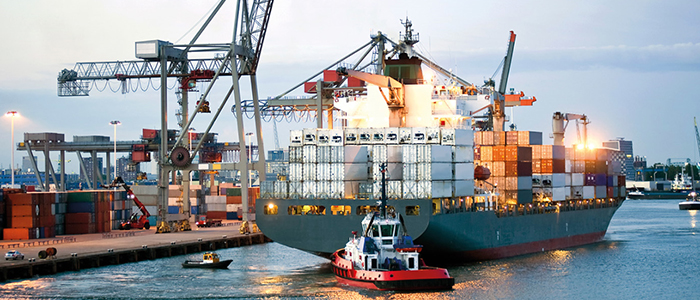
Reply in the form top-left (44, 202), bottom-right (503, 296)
top-left (182, 252), bottom-right (232, 269)
top-left (331, 168), bottom-right (454, 291)
top-left (679, 192), bottom-right (700, 210)
top-left (627, 189), bottom-right (645, 199)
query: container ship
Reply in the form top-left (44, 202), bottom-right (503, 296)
top-left (255, 21), bottom-right (626, 262)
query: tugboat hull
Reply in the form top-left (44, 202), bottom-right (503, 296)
top-left (331, 249), bottom-right (454, 291)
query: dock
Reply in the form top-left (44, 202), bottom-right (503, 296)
top-left (0, 222), bottom-right (270, 282)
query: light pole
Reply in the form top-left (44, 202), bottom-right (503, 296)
top-left (5, 111), bottom-right (19, 187)
top-left (245, 132), bottom-right (253, 188)
top-left (109, 120), bottom-right (121, 181)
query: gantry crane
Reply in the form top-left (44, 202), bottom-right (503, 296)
top-left (695, 117), bottom-right (700, 161)
top-left (57, 0), bottom-right (274, 233)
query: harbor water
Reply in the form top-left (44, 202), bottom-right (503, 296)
top-left (1, 199), bottom-right (698, 299)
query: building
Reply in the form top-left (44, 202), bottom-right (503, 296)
top-left (80, 157), bottom-right (104, 183)
top-left (21, 156), bottom-right (37, 172)
top-left (116, 156), bottom-right (140, 181)
top-left (602, 138), bottom-right (634, 180)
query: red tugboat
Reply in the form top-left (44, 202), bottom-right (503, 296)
top-left (331, 164), bottom-right (454, 291)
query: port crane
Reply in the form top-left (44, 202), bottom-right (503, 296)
top-left (552, 112), bottom-right (590, 146)
top-left (57, 0), bottom-right (274, 233)
top-left (695, 117), bottom-right (700, 162)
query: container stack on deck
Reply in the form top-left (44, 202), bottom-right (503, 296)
top-left (261, 127), bottom-right (475, 203)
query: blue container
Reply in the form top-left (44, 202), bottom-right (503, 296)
top-left (167, 206), bottom-right (180, 214)
top-left (595, 174), bottom-right (607, 186)
top-left (39, 227), bottom-right (45, 238)
top-left (67, 202), bottom-right (95, 213)
top-left (190, 206), bottom-right (199, 215)
top-left (147, 216), bottom-right (157, 226)
top-left (113, 210), bottom-right (123, 220)
top-left (226, 212), bottom-right (238, 220)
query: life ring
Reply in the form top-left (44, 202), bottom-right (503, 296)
top-left (485, 95), bottom-right (490, 100)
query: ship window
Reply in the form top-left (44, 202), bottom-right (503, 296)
top-left (408, 257), bottom-right (415, 269)
top-left (287, 205), bottom-right (325, 215)
top-left (263, 204), bottom-right (278, 215)
top-left (371, 225), bottom-right (379, 237)
top-left (331, 205), bottom-right (351, 215)
top-left (380, 225), bottom-right (395, 237)
top-left (405, 205), bottom-right (420, 216)
top-left (356, 205), bottom-right (379, 215)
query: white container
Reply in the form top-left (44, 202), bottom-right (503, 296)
top-left (317, 146), bottom-right (331, 163)
top-left (303, 163), bottom-right (317, 181)
top-left (226, 204), bottom-right (242, 212)
top-left (402, 180), bottom-right (418, 198)
top-left (273, 181), bottom-right (288, 199)
top-left (372, 181), bottom-right (383, 199)
top-left (317, 163), bottom-right (331, 181)
top-left (564, 173), bottom-right (572, 186)
top-left (453, 145), bottom-right (474, 163)
top-left (288, 146), bottom-right (303, 163)
top-left (570, 186), bottom-right (583, 199)
top-left (303, 145), bottom-right (317, 163)
top-left (454, 179), bottom-right (475, 197)
top-left (303, 128), bottom-right (317, 145)
top-left (372, 162), bottom-right (403, 181)
top-left (358, 128), bottom-right (372, 144)
top-left (388, 181), bottom-right (402, 199)
top-left (552, 187), bottom-right (567, 201)
top-left (302, 181), bottom-right (317, 199)
top-left (344, 145), bottom-right (368, 163)
top-left (426, 127), bottom-right (441, 144)
top-left (345, 128), bottom-right (359, 145)
top-left (565, 160), bottom-right (572, 173)
top-left (415, 144), bottom-right (451, 163)
top-left (317, 129), bottom-right (330, 145)
top-left (403, 163), bottom-right (417, 180)
top-left (260, 181), bottom-right (274, 198)
top-left (551, 173), bottom-right (566, 187)
top-left (205, 195), bottom-right (226, 204)
top-left (344, 163), bottom-right (369, 181)
top-left (330, 181), bottom-right (343, 199)
top-left (540, 174), bottom-right (553, 187)
top-left (386, 128), bottom-right (399, 144)
top-left (453, 129), bottom-right (474, 146)
top-left (416, 180), bottom-right (431, 198)
top-left (288, 163), bottom-right (303, 181)
top-left (330, 146), bottom-right (345, 163)
top-left (399, 127), bottom-right (412, 144)
top-left (372, 128), bottom-right (386, 144)
top-left (316, 181), bottom-right (331, 198)
top-left (387, 145), bottom-right (403, 162)
top-left (330, 163), bottom-right (344, 181)
top-left (412, 127), bottom-right (427, 144)
top-left (454, 162), bottom-right (475, 180)
top-left (372, 144), bottom-right (388, 162)
top-left (429, 180), bottom-right (453, 198)
top-left (329, 129), bottom-right (344, 146)
top-left (583, 186), bottom-right (595, 199)
top-left (571, 173), bottom-right (585, 186)
top-left (441, 128), bottom-right (455, 145)
top-left (290, 130), bottom-right (303, 146)
top-left (417, 162), bottom-right (452, 181)
top-left (402, 144), bottom-right (417, 163)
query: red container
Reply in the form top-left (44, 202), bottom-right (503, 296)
top-left (65, 212), bottom-right (94, 224)
top-left (323, 70), bottom-right (339, 82)
top-left (7, 193), bottom-right (35, 206)
top-left (65, 223), bottom-right (95, 235)
top-left (226, 196), bottom-right (242, 204)
top-left (206, 211), bottom-right (227, 220)
top-left (143, 129), bottom-right (158, 139)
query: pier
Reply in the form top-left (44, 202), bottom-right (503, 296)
top-left (0, 223), bottom-right (270, 282)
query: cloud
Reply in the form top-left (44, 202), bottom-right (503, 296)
top-left (430, 43), bottom-right (700, 74)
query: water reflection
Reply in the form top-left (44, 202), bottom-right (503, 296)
top-left (689, 210), bottom-right (697, 231)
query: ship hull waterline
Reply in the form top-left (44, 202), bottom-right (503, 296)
top-left (256, 198), bottom-right (623, 262)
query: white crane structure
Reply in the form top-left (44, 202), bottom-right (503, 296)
top-left (552, 112), bottom-right (590, 146)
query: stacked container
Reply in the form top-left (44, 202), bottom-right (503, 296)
top-left (531, 144), bottom-right (566, 202)
top-left (474, 131), bottom-right (540, 205)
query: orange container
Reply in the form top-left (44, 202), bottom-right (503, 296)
top-left (7, 193), bottom-right (34, 206)
top-left (9, 205), bottom-right (34, 217)
top-left (3, 228), bottom-right (37, 240)
top-left (226, 196), bottom-right (243, 204)
top-left (9, 216), bottom-right (37, 228)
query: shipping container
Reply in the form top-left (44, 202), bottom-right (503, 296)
top-left (302, 128), bottom-right (318, 145)
top-left (345, 145), bottom-right (368, 163)
top-left (454, 179), bottom-right (475, 197)
top-left (505, 176), bottom-right (533, 191)
top-left (317, 146), bottom-right (331, 163)
top-left (504, 146), bottom-right (532, 162)
top-left (372, 128), bottom-right (387, 144)
top-left (345, 128), bottom-right (359, 145)
top-left (399, 127), bottom-right (412, 144)
top-left (454, 162), bottom-right (475, 180)
top-left (358, 128), bottom-right (372, 144)
top-left (412, 127), bottom-right (427, 144)
top-left (385, 128), bottom-right (399, 144)
top-left (303, 145), bottom-right (317, 163)
top-left (517, 131), bottom-right (543, 145)
top-left (372, 144), bottom-right (388, 162)
top-left (330, 146), bottom-right (344, 163)
top-left (402, 144), bottom-right (417, 163)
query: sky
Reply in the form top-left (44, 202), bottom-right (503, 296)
top-left (1, 0), bottom-right (700, 175)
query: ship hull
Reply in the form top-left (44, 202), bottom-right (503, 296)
top-left (256, 198), bottom-right (623, 261)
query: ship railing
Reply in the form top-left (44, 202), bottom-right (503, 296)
top-left (493, 197), bottom-right (621, 218)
